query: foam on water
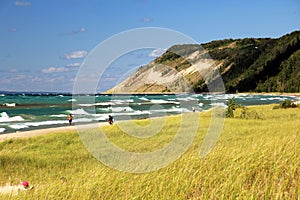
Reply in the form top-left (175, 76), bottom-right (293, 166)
top-left (78, 102), bottom-right (112, 107)
top-left (0, 128), bottom-right (5, 133)
top-left (26, 120), bottom-right (67, 127)
top-left (3, 103), bottom-right (16, 107)
top-left (150, 106), bottom-right (190, 113)
top-left (139, 97), bottom-right (149, 101)
top-left (176, 97), bottom-right (197, 101)
top-left (67, 109), bottom-right (90, 115)
top-left (0, 112), bottom-right (25, 122)
top-left (9, 124), bottom-right (29, 129)
top-left (111, 106), bottom-right (134, 112)
top-left (50, 114), bottom-right (67, 118)
top-left (150, 99), bottom-right (178, 104)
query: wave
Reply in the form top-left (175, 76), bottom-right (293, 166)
top-left (9, 124), bottom-right (29, 129)
top-left (77, 102), bottom-right (112, 107)
top-left (139, 97), bottom-right (149, 101)
top-left (0, 128), bottom-right (5, 132)
top-left (67, 99), bottom-right (77, 102)
top-left (7, 118), bottom-right (99, 130)
top-left (3, 103), bottom-right (16, 107)
top-left (266, 97), bottom-right (287, 101)
top-left (50, 114), bottom-right (67, 118)
top-left (176, 97), bottom-right (197, 101)
top-left (150, 99), bottom-right (179, 104)
top-left (0, 112), bottom-right (25, 122)
top-left (67, 109), bottom-right (90, 115)
top-left (110, 99), bottom-right (134, 105)
top-left (0, 94), bottom-right (5, 97)
top-left (111, 106), bottom-right (134, 112)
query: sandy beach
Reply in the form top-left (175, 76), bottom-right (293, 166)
top-left (0, 122), bottom-right (108, 142)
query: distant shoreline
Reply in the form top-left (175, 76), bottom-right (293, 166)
top-left (1, 90), bottom-right (300, 97)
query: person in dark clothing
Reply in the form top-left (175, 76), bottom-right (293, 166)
top-left (108, 115), bottom-right (114, 125)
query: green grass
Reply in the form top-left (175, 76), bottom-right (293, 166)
top-left (0, 105), bottom-right (299, 199)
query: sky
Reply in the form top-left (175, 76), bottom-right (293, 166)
top-left (0, 0), bottom-right (299, 93)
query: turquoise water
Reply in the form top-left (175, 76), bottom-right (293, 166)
top-left (0, 92), bottom-right (298, 134)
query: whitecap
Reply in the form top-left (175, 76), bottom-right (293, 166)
top-left (110, 99), bottom-right (134, 105)
top-left (150, 106), bottom-right (190, 113)
top-left (67, 99), bottom-right (77, 102)
top-left (26, 120), bottom-right (67, 127)
top-left (0, 112), bottom-right (25, 122)
top-left (176, 97), bottom-right (197, 101)
top-left (0, 128), bottom-right (5, 132)
top-left (139, 97), bottom-right (149, 101)
top-left (150, 99), bottom-right (172, 104)
top-left (111, 106), bottom-right (133, 112)
top-left (50, 114), bottom-right (67, 118)
top-left (3, 103), bottom-right (16, 107)
top-left (9, 124), bottom-right (29, 130)
top-left (78, 102), bottom-right (112, 107)
top-left (67, 109), bottom-right (90, 115)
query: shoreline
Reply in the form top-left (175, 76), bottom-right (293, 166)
top-left (0, 122), bottom-right (108, 142)
top-left (1, 93), bottom-right (299, 142)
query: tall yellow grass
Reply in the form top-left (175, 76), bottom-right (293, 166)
top-left (0, 105), bottom-right (299, 199)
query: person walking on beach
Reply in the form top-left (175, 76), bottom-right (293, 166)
top-left (68, 114), bottom-right (73, 125)
top-left (108, 115), bottom-right (114, 125)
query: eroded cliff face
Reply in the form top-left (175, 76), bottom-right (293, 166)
top-left (106, 46), bottom-right (223, 94)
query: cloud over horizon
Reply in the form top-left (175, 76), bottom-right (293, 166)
top-left (66, 62), bottom-right (81, 67)
top-left (64, 50), bottom-right (87, 59)
top-left (42, 67), bottom-right (69, 73)
top-left (15, 1), bottom-right (31, 6)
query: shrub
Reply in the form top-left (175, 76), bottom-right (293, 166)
top-left (239, 107), bottom-right (264, 120)
top-left (226, 98), bottom-right (237, 118)
top-left (273, 99), bottom-right (297, 109)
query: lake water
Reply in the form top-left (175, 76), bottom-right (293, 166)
top-left (0, 92), bottom-right (298, 134)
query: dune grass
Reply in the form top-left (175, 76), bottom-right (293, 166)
top-left (0, 105), bottom-right (299, 199)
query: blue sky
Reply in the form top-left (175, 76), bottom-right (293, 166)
top-left (0, 0), bottom-right (299, 92)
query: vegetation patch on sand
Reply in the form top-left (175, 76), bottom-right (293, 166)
top-left (0, 105), bottom-right (299, 199)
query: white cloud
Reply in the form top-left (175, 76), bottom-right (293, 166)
top-left (149, 48), bottom-right (166, 57)
top-left (15, 1), bottom-right (31, 6)
top-left (65, 27), bottom-right (86, 36)
top-left (66, 62), bottom-right (81, 67)
top-left (64, 50), bottom-right (87, 59)
top-left (42, 67), bottom-right (69, 73)
top-left (8, 28), bottom-right (17, 32)
top-left (141, 17), bottom-right (153, 23)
